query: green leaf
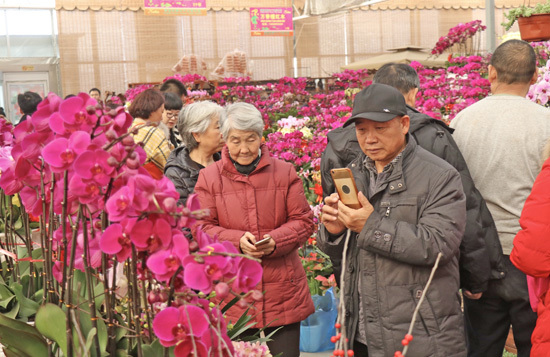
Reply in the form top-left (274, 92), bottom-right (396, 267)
top-left (94, 282), bottom-right (105, 309)
top-left (220, 295), bottom-right (240, 314)
top-left (0, 313), bottom-right (48, 356)
top-left (3, 301), bottom-right (20, 319)
top-left (11, 283), bottom-right (39, 318)
top-left (35, 303), bottom-right (68, 356)
top-left (85, 327), bottom-right (97, 354)
top-left (0, 294), bottom-right (15, 309)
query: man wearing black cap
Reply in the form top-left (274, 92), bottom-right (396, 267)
top-left (318, 83), bottom-right (467, 356)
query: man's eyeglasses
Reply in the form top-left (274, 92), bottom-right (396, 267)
top-left (165, 111), bottom-right (180, 119)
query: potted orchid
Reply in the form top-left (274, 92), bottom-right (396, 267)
top-left (0, 93), bottom-right (266, 356)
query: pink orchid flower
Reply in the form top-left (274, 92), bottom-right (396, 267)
top-left (146, 232), bottom-right (189, 282)
top-left (152, 305), bottom-right (210, 351)
top-left (99, 218), bottom-right (138, 261)
top-left (42, 131), bottom-right (91, 172)
top-left (183, 243), bottom-right (232, 294)
top-left (73, 149), bottom-right (115, 186)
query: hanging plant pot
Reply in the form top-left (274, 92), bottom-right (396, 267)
top-left (518, 13), bottom-right (550, 42)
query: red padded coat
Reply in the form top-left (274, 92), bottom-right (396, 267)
top-left (194, 144), bottom-right (315, 328)
top-left (511, 157), bottom-right (550, 356)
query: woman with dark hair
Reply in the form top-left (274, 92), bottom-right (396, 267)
top-left (164, 101), bottom-right (224, 206)
top-left (162, 92), bottom-right (183, 147)
top-left (128, 89), bottom-right (173, 179)
top-left (194, 102), bottom-right (314, 357)
top-left (17, 91), bottom-right (42, 125)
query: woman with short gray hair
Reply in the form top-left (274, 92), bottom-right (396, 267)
top-left (194, 102), bottom-right (315, 357)
top-left (164, 101), bottom-right (225, 206)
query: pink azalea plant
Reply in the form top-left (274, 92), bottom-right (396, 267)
top-left (0, 92), bottom-right (264, 356)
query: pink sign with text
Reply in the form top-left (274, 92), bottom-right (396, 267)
top-left (250, 7), bottom-right (293, 36)
top-left (144, 0), bottom-right (206, 16)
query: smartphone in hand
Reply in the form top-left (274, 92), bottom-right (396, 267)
top-left (254, 236), bottom-right (272, 247)
top-left (330, 168), bottom-right (361, 209)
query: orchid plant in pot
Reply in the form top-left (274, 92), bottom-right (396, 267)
top-left (0, 93), bottom-right (265, 357)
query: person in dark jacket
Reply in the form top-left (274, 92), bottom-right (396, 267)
top-left (164, 101), bottom-right (224, 206)
top-left (321, 63), bottom-right (505, 300)
top-left (319, 83), bottom-right (467, 356)
top-left (161, 92), bottom-right (183, 147)
top-left (195, 102), bottom-right (314, 357)
top-left (17, 91), bottom-right (42, 125)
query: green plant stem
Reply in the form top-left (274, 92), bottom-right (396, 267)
top-left (21, 209), bottom-right (34, 297)
top-left (60, 171), bottom-right (69, 308)
top-left (66, 210), bottom-right (82, 357)
top-left (80, 207), bottom-right (101, 357)
top-left (167, 266), bottom-right (183, 306)
top-left (39, 165), bottom-right (53, 303)
top-left (48, 173), bottom-right (59, 303)
top-left (102, 253), bottom-right (117, 356)
top-left (130, 247), bottom-right (143, 357)
top-left (5, 196), bottom-right (17, 282)
top-left (141, 278), bottom-right (153, 344)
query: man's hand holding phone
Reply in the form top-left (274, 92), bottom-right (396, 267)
top-left (337, 191), bottom-right (374, 233)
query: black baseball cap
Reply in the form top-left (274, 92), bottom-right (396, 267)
top-left (344, 83), bottom-right (407, 127)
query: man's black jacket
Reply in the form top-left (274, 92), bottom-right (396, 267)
top-left (320, 105), bottom-right (506, 293)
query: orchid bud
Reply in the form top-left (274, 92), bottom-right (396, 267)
top-left (189, 240), bottom-right (199, 252)
top-left (126, 157), bottom-right (140, 169)
top-left (215, 282), bottom-right (230, 300)
top-left (251, 290), bottom-right (263, 301)
top-left (163, 197), bottom-right (176, 211)
top-left (128, 151), bottom-right (137, 160)
top-left (86, 105), bottom-right (96, 115)
top-left (107, 156), bottom-right (119, 167)
top-left (237, 299), bottom-right (248, 309)
top-left (121, 135), bottom-right (135, 146)
top-left (158, 290), bottom-right (168, 302)
top-left (147, 290), bottom-right (159, 304)
top-left (105, 130), bottom-right (117, 141)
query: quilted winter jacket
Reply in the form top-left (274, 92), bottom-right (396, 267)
top-left (194, 144), bottom-right (315, 328)
top-left (318, 136), bottom-right (467, 357)
top-left (164, 146), bottom-right (221, 206)
top-left (320, 105), bottom-right (505, 293)
top-left (511, 157), bottom-right (550, 356)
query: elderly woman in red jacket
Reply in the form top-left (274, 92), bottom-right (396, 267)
top-left (511, 154), bottom-right (550, 356)
top-left (194, 102), bottom-right (314, 357)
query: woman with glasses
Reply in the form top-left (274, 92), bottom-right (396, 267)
top-left (164, 101), bottom-right (225, 206)
top-left (162, 92), bottom-right (183, 147)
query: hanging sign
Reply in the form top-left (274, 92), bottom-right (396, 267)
top-left (250, 7), bottom-right (293, 36)
top-left (144, 0), bottom-right (207, 16)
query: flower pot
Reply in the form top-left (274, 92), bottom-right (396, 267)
top-left (518, 14), bottom-right (550, 42)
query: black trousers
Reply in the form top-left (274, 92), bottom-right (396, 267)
top-left (353, 341), bottom-right (369, 356)
top-left (241, 322), bottom-right (300, 357)
top-left (463, 255), bottom-right (537, 357)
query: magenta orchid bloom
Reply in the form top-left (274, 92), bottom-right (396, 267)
top-left (130, 218), bottom-right (172, 253)
top-left (42, 131), bottom-right (91, 172)
top-left (105, 186), bottom-right (136, 222)
top-left (73, 149), bottom-right (115, 185)
top-left (146, 233), bottom-right (189, 282)
top-left (99, 218), bottom-right (138, 261)
top-left (31, 92), bottom-right (61, 132)
top-left (67, 174), bottom-right (101, 205)
top-left (49, 93), bottom-right (99, 135)
top-left (183, 243), bottom-right (232, 293)
top-left (152, 305), bottom-right (210, 353)
top-left (232, 257), bottom-right (263, 294)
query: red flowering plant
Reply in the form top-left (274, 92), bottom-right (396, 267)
top-left (431, 20), bottom-right (487, 57)
top-left (0, 93), bottom-right (264, 357)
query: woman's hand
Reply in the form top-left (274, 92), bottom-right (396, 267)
top-left (256, 235), bottom-right (276, 256)
top-left (239, 232), bottom-right (264, 259)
